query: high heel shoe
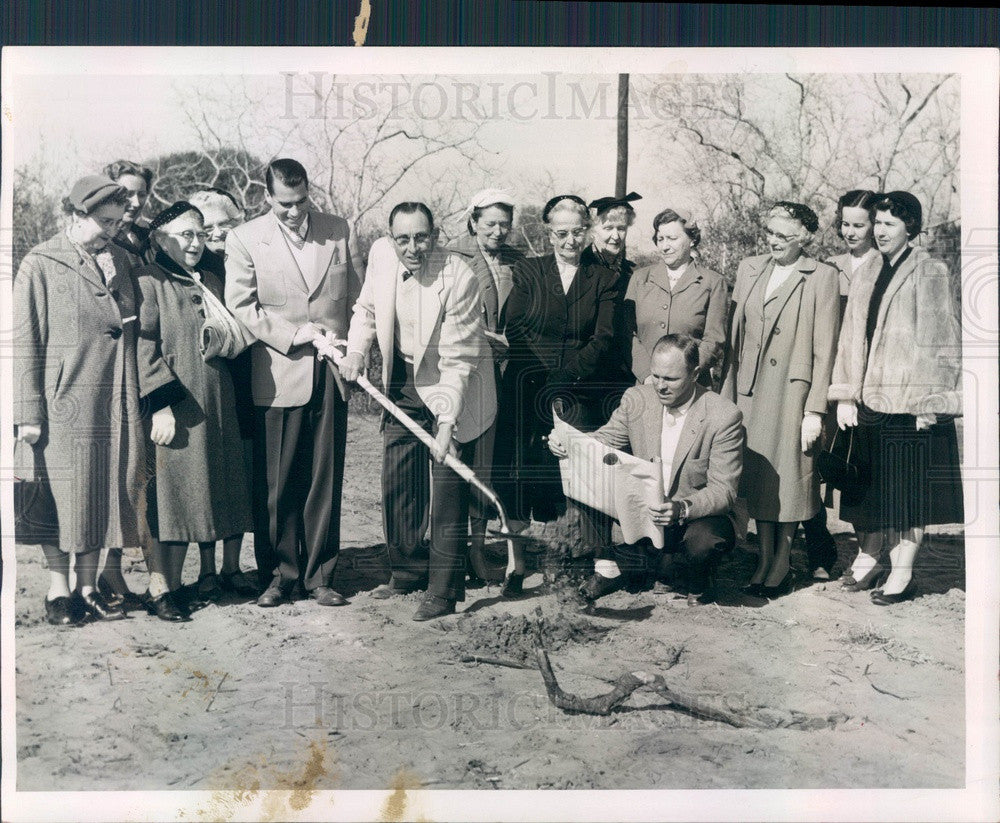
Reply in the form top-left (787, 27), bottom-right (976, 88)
top-left (148, 591), bottom-right (190, 621)
top-left (500, 572), bottom-right (524, 598)
top-left (760, 571), bottom-right (794, 600)
top-left (97, 575), bottom-right (148, 611)
top-left (870, 581), bottom-right (916, 606)
top-left (841, 563), bottom-right (885, 592)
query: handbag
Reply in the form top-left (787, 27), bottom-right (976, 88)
top-left (13, 439), bottom-right (59, 544)
top-left (816, 426), bottom-right (871, 507)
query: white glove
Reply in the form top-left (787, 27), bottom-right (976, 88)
top-left (836, 401), bottom-right (858, 430)
top-left (17, 424), bottom-right (42, 445)
top-left (915, 412), bottom-right (936, 431)
top-left (801, 413), bottom-right (822, 453)
top-left (150, 406), bottom-right (176, 446)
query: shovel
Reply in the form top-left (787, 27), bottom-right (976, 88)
top-left (321, 351), bottom-right (528, 583)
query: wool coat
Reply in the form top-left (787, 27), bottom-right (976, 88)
top-left (13, 232), bottom-right (146, 552)
top-left (625, 260), bottom-right (730, 381)
top-left (722, 253), bottom-right (840, 522)
top-left (447, 233), bottom-right (525, 334)
top-left (828, 246), bottom-right (962, 417)
top-left (134, 251), bottom-right (253, 543)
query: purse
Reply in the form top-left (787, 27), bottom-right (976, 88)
top-left (816, 426), bottom-right (871, 507)
top-left (13, 439), bottom-right (59, 544)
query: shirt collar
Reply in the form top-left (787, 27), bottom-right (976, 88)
top-left (663, 390), bottom-right (697, 420)
top-left (276, 212), bottom-right (309, 242)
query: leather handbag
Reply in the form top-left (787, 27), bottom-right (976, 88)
top-left (13, 439), bottom-right (59, 544)
top-left (816, 426), bottom-right (871, 507)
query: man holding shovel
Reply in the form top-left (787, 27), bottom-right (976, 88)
top-left (341, 203), bottom-right (496, 621)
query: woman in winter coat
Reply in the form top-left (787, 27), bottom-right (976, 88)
top-left (722, 201), bottom-right (840, 599)
top-left (14, 174), bottom-right (146, 625)
top-left (828, 191), bottom-right (963, 604)
top-left (134, 201), bottom-right (253, 620)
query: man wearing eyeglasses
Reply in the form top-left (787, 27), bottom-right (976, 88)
top-left (225, 158), bottom-right (361, 608)
top-left (341, 202), bottom-right (496, 621)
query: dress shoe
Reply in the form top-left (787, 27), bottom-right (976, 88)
top-left (760, 572), bottom-right (794, 600)
top-left (740, 582), bottom-right (767, 598)
top-left (74, 590), bottom-right (126, 621)
top-left (870, 582), bottom-right (916, 606)
top-left (256, 583), bottom-right (289, 608)
top-left (412, 595), bottom-right (456, 621)
top-left (579, 573), bottom-right (624, 603)
top-left (841, 563), bottom-right (885, 592)
top-left (149, 591), bottom-right (189, 621)
top-left (197, 573), bottom-right (224, 602)
top-left (310, 586), bottom-right (348, 606)
top-left (500, 572), bottom-right (524, 599)
top-left (44, 596), bottom-right (79, 626)
top-left (370, 577), bottom-right (423, 599)
top-left (97, 575), bottom-right (148, 611)
top-left (218, 570), bottom-right (259, 598)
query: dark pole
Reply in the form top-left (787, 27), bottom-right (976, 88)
top-left (615, 73), bottom-right (629, 198)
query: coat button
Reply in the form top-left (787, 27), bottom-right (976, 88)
top-left (769, 357), bottom-right (777, 366)
top-left (107, 328), bottom-right (122, 339)
top-left (774, 327), bottom-right (780, 334)
top-left (192, 294), bottom-right (203, 304)
top-left (661, 305), bottom-right (668, 310)
top-left (660, 322), bottom-right (666, 329)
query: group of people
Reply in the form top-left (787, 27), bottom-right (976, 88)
top-left (13, 154), bottom-right (964, 628)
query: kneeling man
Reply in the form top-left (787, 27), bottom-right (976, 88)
top-left (548, 333), bottom-right (744, 604)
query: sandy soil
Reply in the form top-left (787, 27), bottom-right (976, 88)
top-left (14, 414), bottom-right (965, 796)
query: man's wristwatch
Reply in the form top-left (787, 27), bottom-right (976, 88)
top-left (676, 499), bottom-right (691, 524)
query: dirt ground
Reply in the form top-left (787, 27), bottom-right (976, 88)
top-left (13, 413), bottom-right (966, 796)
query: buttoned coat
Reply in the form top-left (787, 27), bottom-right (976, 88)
top-left (224, 210), bottom-right (361, 407)
top-left (590, 383), bottom-right (744, 523)
top-left (134, 252), bottom-right (253, 542)
top-left (721, 252), bottom-right (840, 521)
top-left (828, 247), bottom-right (962, 416)
top-left (346, 237), bottom-right (496, 444)
top-left (13, 232), bottom-right (145, 552)
top-left (625, 260), bottom-right (730, 381)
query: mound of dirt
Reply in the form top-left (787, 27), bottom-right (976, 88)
top-left (455, 610), bottom-right (612, 664)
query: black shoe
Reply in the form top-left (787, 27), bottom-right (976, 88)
top-left (579, 573), bottom-right (624, 603)
top-left (218, 570), bottom-right (259, 598)
top-left (842, 563), bottom-right (885, 592)
top-left (75, 590), bottom-right (126, 621)
top-left (412, 595), bottom-right (456, 621)
top-left (256, 583), bottom-right (288, 608)
top-left (870, 582), bottom-right (916, 606)
top-left (44, 596), bottom-right (78, 626)
top-left (97, 575), bottom-right (149, 610)
top-left (310, 586), bottom-right (348, 606)
top-left (500, 572), bottom-right (524, 599)
top-left (370, 577), bottom-right (423, 599)
top-left (149, 591), bottom-right (189, 621)
top-left (761, 572), bottom-right (794, 600)
top-left (197, 573), bottom-right (224, 603)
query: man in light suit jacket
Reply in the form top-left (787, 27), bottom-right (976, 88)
top-left (225, 158), bottom-right (360, 607)
top-left (341, 202), bottom-right (496, 621)
top-left (549, 333), bottom-right (744, 605)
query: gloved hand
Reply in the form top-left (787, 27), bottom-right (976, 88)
top-left (836, 401), bottom-right (858, 430)
top-left (801, 412), bottom-right (823, 453)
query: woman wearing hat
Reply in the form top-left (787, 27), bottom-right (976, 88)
top-left (448, 189), bottom-right (525, 586)
top-left (625, 208), bottom-right (729, 387)
top-left (14, 175), bottom-right (146, 625)
top-left (134, 201), bottom-right (253, 620)
top-left (494, 194), bottom-right (619, 585)
top-left (722, 201), bottom-right (840, 599)
top-left (185, 188), bottom-right (258, 601)
top-left (828, 191), bottom-right (963, 604)
top-left (582, 192), bottom-right (641, 421)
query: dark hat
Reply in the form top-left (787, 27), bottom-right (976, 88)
top-left (541, 194), bottom-right (588, 223)
top-left (148, 201), bottom-right (202, 232)
top-left (67, 175), bottom-right (124, 214)
top-left (588, 191), bottom-right (642, 215)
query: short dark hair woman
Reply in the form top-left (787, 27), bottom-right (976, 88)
top-left (104, 159), bottom-right (155, 263)
top-left (625, 207), bottom-right (729, 386)
top-left (14, 174), bottom-right (146, 624)
top-left (828, 191), bottom-right (963, 604)
top-left (722, 201), bottom-right (841, 599)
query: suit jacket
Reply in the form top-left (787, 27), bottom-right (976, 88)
top-left (346, 237), bottom-right (496, 443)
top-left (828, 246), bottom-right (962, 416)
top-left (625, 260), bottom-right (730, 380)
top-left (501, 253), bottom-right (619, 382)
top-left (447, 233), bottom-right (524, 332)
top-left (224, 210), bottom-right (361, 407)
top-left (590, 384), bottom-right (744, 522)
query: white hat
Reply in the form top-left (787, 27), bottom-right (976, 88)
top-left (466, 188), bottom-right (516, 215)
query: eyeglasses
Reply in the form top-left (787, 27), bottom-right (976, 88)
top-left (167, 230), bottom-right (209, 243)
top-left (391, 233), bottom-right (433, 248)
top-left (763, 228), bottom-right (798, 243)
top-left (93, 216), bottom-right (123, 231)
top-left (549, 228), bottom-right (588, 241)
